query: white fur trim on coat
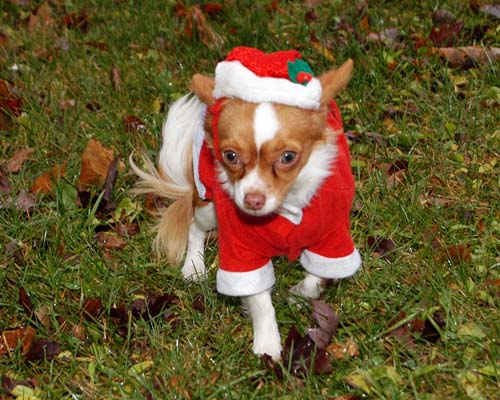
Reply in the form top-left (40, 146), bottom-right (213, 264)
top-left (217, 261), bottom-right (276, 296)
top-left (213, 61), bottom-right (322, 110)
top-left (300, 248), bottom-right (362, 279)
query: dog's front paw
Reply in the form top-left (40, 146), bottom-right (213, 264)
top-left (253, 331), bottom-right (282, 361)
top-left (289, 273), bottom-right (325, 302)
top-left (181, 258), bottom-right (207, 281)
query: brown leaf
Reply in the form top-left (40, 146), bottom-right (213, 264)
top-left (25, 338), bottom-right (61, 362)
top-left (28, 1), bottom-right (54, 32)
top-left (123, 115), bottom-right (146, 133)
top-left (110, 64), bottom-right (121, 91)
top-left (192, 293), bottom-right (205, 313)
top-left (480, 4), bottom-right (500, 19)
top-left (367, 236), bottom-right (396, 259)
top-left (2, 376), bottom-right (37, 396)
top-left (202, 3), bottom-right (224, 16)
top-left (116, 222), bottom-right (140, 237)
top-left (62, 11), bottom-right (89, 32)
top-left (0, 167), bottom-right (12, 194)
top-left (189, 5), bottom-right (224, 48)
top-left (18, 287), bottom-right (34, 319)
top-left (432, 9), bottom-right (456, 24)
top-left (0, 326), bottom-right (36, 356)
top-left (327, 338), bottom-right (360, 360)
top-left (78, 139), bottom-right (115, 189)
top-left (429, 22), bottom-right (463, 47)
top-left (94, 232), bottom-right (127, 250)
top-left (15, 190), bottom-right (36, 213)
top-left (102, 156), bottom-right (119, 205)
top-left (30, 163), bottom-right (66, 194)
top-left (84, 40), bottom-right (109, 51)
top-left (312, 300), bottom-right (339, 338)
top-left (437, 46), bottom-right (500, 68)
top-left (7, 148), bottom-right (34, 173)
top-left (82, 297), bottom-right (103, 320)
top-left (442, 243), bottom-right (472, 263)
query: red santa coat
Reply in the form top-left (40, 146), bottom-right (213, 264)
top-left (195, 101), bottom-right (361, 296)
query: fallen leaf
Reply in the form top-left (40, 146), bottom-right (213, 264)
top-left (367, 236), bottom-right (396, 259)
top-left (84, 40), bottom-right (109, 51)
top-left (128, 360), bottom-right (154, 376)
top-left (457, 322), bottom-right (486, 339)
top-left (437, 46), bottom-right (500, 68)
top-left (2, 376), bottom-right (37, 397)
top-left (110, 64), bottom-right (121, 91)
top-left (94, 232), bottom-right (127, 250)
top-left (0, 326), bottom-right (36, 356)
top-left (344, 373), bottom-right (372, 395)
top-left (0, 167), bottom-right (11, 194)
top-left (202, 3), bottom-right (224, 17)
top-left (312, 300), bottom-right (339, 337)
top-left (7, 148), bottom-right (34, 173)
top-left (432, 9), bottom-right (456, 24)
top-left (102, 156), bottom-right (119, 206)
top-left (62, 11), bottom-right (89, 32)
top-left (441, 243), bottom-right (472, 263)
top-left (28, 1), bottom-right (55, 33)
top-left (78, 139), bottom-right (115, 189)
top-left (25, 338), bottom-right (61, 362)
top-left (82, 297), bottom-right (103, 320)
top-left (429, 21), bottom-right (463, 47)
top-left (15, 190), bottom-right (37, 213)
top-left (123, 115), bottom-right (146, 133)
top-left (192, 293), bottom-right (205, 313)
top-left (184, 5), bottom-right (224, 48)
top-left (311, 41), bottom-right (336, 62)
top-left (18, 287), bottom-right (34, 319)
top-left (30, 163), bottom-right (66, 194)
top-left (327, 338), bottom-right (360, 360)
top-left (480, 4), bottom-right (500, 19)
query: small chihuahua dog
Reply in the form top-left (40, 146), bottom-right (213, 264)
top-left (131, 47), bottom-right (361, 360)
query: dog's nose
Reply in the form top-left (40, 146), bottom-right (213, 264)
top-left (244, 192), bottom-right (266, 210)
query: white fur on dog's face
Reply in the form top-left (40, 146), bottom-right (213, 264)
top-left (213, 98), bottom-right (334, 217)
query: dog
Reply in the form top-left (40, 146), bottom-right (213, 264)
top-left (131, 47), bottom-right (361, 360)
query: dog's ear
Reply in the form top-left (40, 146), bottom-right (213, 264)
top-left (319, 59), bottom-right (353, 106)
top-left (190, 74), bottom-right (215, 106)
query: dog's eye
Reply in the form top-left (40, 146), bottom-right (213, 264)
top-left (222, 150), bottom-right (239, 165)
top-left (279, 151), bottom-right (297, 165)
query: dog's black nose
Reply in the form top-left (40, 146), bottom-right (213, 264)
top-left (244, 192), bottom-right (266, 210)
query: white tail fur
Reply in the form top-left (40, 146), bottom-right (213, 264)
top-left (130, 94), bottom-right (206, 265)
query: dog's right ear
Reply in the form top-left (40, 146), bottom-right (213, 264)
top-left (190, 74), bottom-right (215, 106)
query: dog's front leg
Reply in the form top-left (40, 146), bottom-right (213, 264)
top-left (182, 203), bottom-right (216, 280)
top-left (241, 289), bottom-right (282, 360)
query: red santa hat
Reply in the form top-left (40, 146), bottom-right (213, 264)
top-left (212, 47), bottom-right (323, 110)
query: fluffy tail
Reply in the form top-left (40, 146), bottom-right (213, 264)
top-left (130, 94), bottom-right (206, 265)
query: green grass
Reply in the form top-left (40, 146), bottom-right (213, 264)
top-left (1, 0), bottom-right (499, 398)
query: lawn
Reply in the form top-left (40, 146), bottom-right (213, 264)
top-left (1, 0), bottom-right (499, 399)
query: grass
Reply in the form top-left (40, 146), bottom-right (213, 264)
top-left (1, 0), bottom-right (499, 398)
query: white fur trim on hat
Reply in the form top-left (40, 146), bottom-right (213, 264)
top-left (213, 61), bottom-right (322, 110)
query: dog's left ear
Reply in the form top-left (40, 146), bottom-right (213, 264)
top-left (319, 59), bottom-right (353, 106)
top-left (190, 74), bottom-right (215, 106)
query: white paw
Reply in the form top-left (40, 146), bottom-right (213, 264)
top-left (289, 280), bottom-right (322, 300)
top-left (253, 331), bottom-right (282, 361)
top-left (181, 258), bottom-right (207, 281)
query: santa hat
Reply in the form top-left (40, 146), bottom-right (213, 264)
top-left (212, 47), bottom-right (323, 110)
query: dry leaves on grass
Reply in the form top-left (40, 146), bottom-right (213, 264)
top-left (6, 148), bottom-right (34, 173)
top-left (78, 139), bottom-right (115, 189)
top-left (30, 163), bottom-right (66, 195)
top-left (263, 300), bottom-right (340, 378)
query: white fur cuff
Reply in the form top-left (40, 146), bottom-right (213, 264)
top-left (300, 248), bottom-right (362, 279)
top-left (217, 261), bottom-right (276, 296)
top-left (213, 61), bottom-right (322, 110)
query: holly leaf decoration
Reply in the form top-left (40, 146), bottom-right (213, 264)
top-left (288, 59), bottom-right (314, 85)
